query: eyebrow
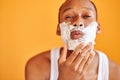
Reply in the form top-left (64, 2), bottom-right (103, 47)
top-left (63, 7), bottom-right (73, 13)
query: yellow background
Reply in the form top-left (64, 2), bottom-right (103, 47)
top-left (0, 0), bottom-right (120, 80)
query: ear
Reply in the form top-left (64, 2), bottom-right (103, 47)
top-left (56, 24), bottom-right (61, 36)
top-left (96, 22), bottom-right (101, 34)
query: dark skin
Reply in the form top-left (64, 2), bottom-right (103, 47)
top-left (25, 0), bottom-right (120, 80)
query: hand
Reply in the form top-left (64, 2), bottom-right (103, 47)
top-left (58, 43), bottom-right (95, 80)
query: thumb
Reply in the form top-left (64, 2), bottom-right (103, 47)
top-left (58, 44), bottom-right (67, 64)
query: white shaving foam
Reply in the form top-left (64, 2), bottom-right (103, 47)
top-left (60, 21), bottom-right (98, 50)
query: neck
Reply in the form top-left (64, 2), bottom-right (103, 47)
top-left (66, 50), bottom-right (73, 58)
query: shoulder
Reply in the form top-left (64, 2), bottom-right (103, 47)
top-left (25, 50), bottom-right (51, 80)
top-left (96, 50), bottom-right (120, 80)
top-left (109, 59), bottom-right (120, 80)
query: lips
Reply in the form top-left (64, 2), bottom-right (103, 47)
top-left (70, 30), bottom-right (84, 40)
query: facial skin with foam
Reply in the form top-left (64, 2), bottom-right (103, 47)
top-left (60, 22), bottom-right (98, 50)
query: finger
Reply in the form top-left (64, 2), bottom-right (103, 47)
top-left (81, 42), bottom-right (92, 56)
top-left (73, 42), bottom-right (92, 57)
top-left (77, 50), bottom-right (91, 73)
top-left (72, 44), bottom-right (92, 71)
top-left (73, 42), bottom-right (87, 53)
top-left (65, 43), bottom-right (85, 65)
top-left (80, 51), bottom-right (95, 74)
top-left (58, 44), bottom-right (67, 64)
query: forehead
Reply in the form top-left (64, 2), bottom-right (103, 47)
top-left (60, 0), bottom-right (96, 14)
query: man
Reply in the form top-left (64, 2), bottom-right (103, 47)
top-left (25, 0), bottom-right (120, 80)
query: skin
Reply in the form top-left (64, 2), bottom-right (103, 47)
top-left (25, 0), bottom-right (120, 80)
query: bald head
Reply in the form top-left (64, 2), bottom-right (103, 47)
top-left (58, 0), bottom-right (98, 22)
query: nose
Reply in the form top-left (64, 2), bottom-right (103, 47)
top-left (73, 16), bottom-right (84, 27)
top-left (73, 23), bottom-right (84, 27)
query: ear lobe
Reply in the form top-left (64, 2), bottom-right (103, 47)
top-left (96, 22), bottom-right (101, 34)
top-left (56, 24), bottom-right (61, 35)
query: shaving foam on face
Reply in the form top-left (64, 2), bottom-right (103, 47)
top-left (60, 21), bottom-right (98, 50)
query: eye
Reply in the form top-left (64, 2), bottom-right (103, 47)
top-left (65, 16), bottom-right (73, 19)
top-left (83, 15), bottom-right (92, 19)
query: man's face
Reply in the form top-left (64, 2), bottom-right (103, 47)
top-left (59, 0), bottom-right (97, 27)
top-left (57, 0), bottom-right (99, 50)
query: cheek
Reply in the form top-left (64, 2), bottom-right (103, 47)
top-left (59, 18), bottom-right (64, 23)
top-left (56, 24), bottom-right (61, 36)
top-left (59, 14), bottom-right (65, 23)
top-left (84, 20), bottom-right (96, 27)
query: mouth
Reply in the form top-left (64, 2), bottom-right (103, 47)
top-left (70, 30), bottom-right (84, 40)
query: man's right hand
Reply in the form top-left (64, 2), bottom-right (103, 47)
top-left (58, 43), bottom-right (95, 80)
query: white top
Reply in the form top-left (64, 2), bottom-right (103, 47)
top-left (50, 48), bottom-right (109, 80)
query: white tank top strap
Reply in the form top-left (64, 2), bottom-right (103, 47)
top-left (97, 50), bottom-right (109, 80)
top-left (50, 47), bottom-right (60, 80)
